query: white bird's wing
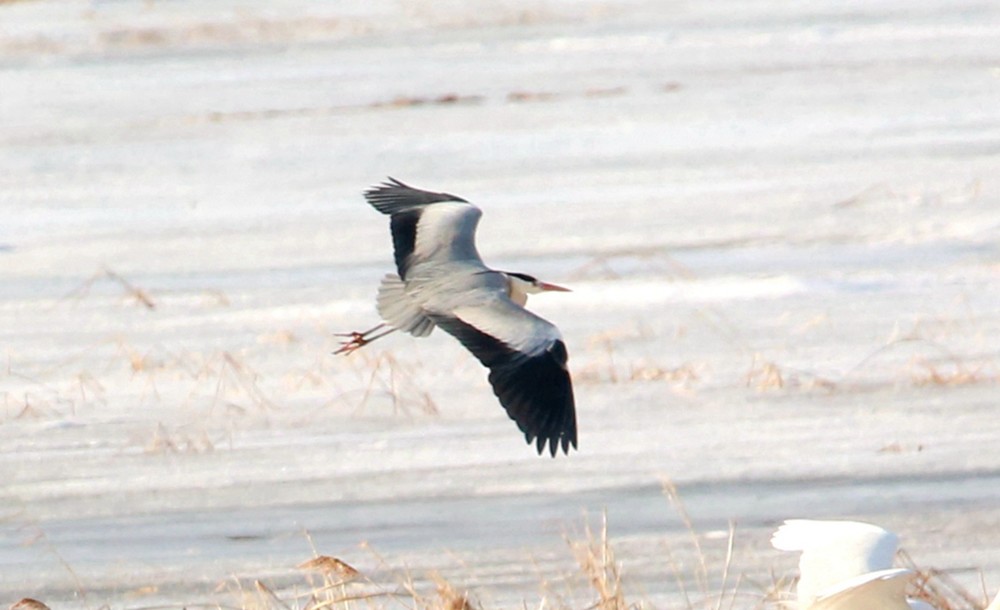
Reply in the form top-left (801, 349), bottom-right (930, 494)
top-left (429, 296), bottom-right (577, 457)
top-left (985, 589), bottom-right (1000, 610)
top-left (809, 569), bottom-right (915, 610)
top-left (772, 519), bottom-right (902, 608)
top-left (364, 178), bottom-right (484, 279)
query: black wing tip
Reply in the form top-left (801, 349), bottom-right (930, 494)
top-left (363, 176), bottom-right (468, 213)
top-left (368, 176), bottom-right (410, 193)
top-left (527, 429), bottom-right (578, 457)
top-left (361, 178), bottom-right (401, 202)
top-left (504, 375), bottom-right (576, 458)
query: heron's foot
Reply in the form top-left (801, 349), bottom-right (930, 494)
top-left (334, 331), bottom-right (370, 355)
top-left (334, 323), bottom-right (391, 356)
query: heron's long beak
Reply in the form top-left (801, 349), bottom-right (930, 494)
top-left (538, 281), bottom-right (571, 292)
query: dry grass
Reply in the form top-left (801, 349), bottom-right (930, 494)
top-left (7, 600), bottom-right (51, 610)
top-left (569, 514), bottom-right (627, 610)
top-left (8, 494), bottom-right (998, 610)
top-left (901, 550), bottom-right (998, 610)
top-left (222, 551), bottom-right (479, 610)
top-left (143, 422), bottom-right (215, 454)
top-left (348, 350), bottom-right (439, 417)
top-left (908, 356), bottom-right (998, 388)
top-left (744, 355), bottom-right (784, 391)
top-left (574, 328), bottom-right (702, 393)
top-left (834, 316), bottom-right (1000, 392)
top-left (212, 518), bottom-right (643, 610)
top-left (658, 481), bottom-right (752, 610)
top-left (62, 266), bottom-right (157, 310)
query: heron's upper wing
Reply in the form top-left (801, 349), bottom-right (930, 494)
top-left (430, 297), bottom-right (577, 457)
top-left (364, 178), bottom-right (484, 279)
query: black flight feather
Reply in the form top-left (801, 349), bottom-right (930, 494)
top-left (364, 177), bottom-right (467, 215)
top-left (363, 177), bottom-right (469, 279)
top-left (430, 315), bottom-right (577, 457)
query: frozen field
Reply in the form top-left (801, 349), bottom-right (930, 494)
top-left (2, 0), bottom-right (1000, 607)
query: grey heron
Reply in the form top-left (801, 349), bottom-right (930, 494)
top-left (336, 178), bottom-right (577, 457)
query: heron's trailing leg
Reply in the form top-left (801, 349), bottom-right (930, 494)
top-left (334, 323), bottom-right (397, 355)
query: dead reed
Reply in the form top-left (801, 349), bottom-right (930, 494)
top-left (10, 498), bottom-right (998, 610)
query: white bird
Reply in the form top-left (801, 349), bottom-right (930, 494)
top-left (987, 590), bottom-right (1000, 610)
top-left (336, 178), bottom-right (577, 456)
top-left (771, 519), bottom-right (933, 610)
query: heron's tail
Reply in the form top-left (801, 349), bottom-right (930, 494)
top-left (376, 274), bottom-right (436, 337)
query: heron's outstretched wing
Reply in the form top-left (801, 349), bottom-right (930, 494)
top-left (364, 178), bottom-right (484, 279)
top-left (430, 298), bottom-right (577, 457)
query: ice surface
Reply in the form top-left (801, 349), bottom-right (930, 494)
top-left (2, 0), bottom-right (999, 608)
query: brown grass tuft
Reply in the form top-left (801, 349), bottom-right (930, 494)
top-left (430, 574), bottom-right (478, 610)
top-left (900, 549), bottom-right (995, 610)
top-left (8, 600), bottom-right (51, 610)
top-left (144, 423), bottom-right (215, 454)
top-left (745, 355), bottom-right (784, 391)
top-left (909, 357), bottom-right (997, 388)
top-left (298, 556), bottom-right (361, 583)
top-left (570, 514), bottom-right (627, 610)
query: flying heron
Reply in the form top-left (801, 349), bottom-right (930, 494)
top-left (336, 178), bottom-right (577, 456)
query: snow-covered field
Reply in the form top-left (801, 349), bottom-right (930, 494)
top-left (2, 0), bottom-right (999, 607)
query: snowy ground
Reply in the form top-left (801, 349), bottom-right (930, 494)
top-left (2, 0), bottom-right (1000, 608)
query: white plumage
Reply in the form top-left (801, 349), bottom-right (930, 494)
top-left (986, 590), bottom-right (1000, 610)
top-left (772, 519), bottom-right (932, 610)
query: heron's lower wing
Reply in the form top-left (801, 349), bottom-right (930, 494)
top-left (376, 274), bottom-right (435, 337)
top-left (430, 301), bottom-right (576, 457)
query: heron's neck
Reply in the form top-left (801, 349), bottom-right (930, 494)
top-left (506, 275), bottom-right (530, 306)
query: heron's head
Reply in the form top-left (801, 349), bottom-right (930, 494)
top-left (504, 272), bottom-right (571, 305)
